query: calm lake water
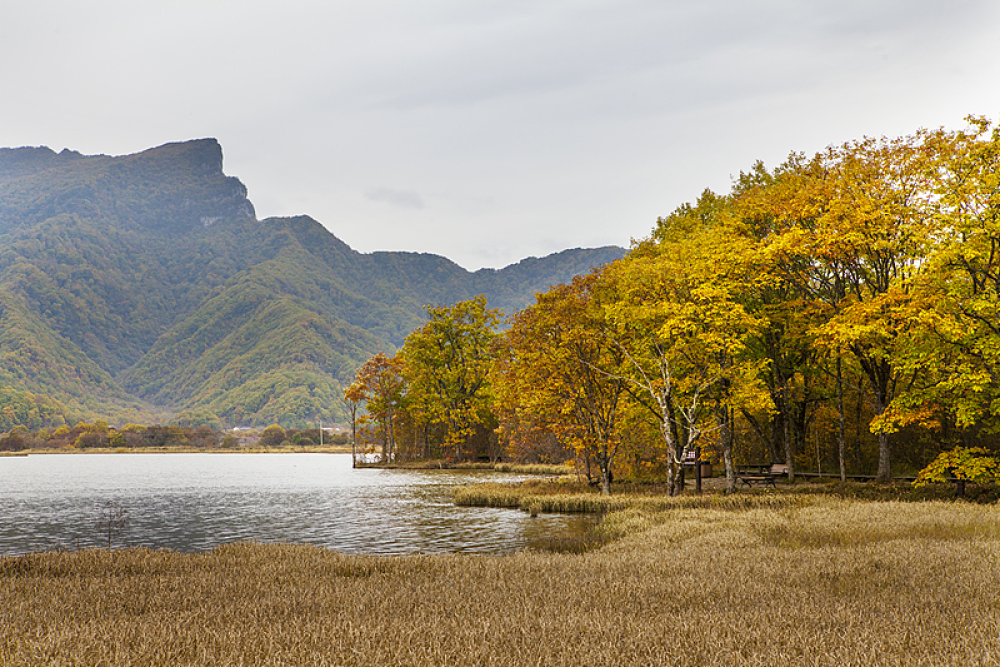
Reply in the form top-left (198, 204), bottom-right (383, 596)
top-left (0, 453), bottom-right (592, 556)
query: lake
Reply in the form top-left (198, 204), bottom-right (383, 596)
top-left (0, 453), bottom-right (591, 556)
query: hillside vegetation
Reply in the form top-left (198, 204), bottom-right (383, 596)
top-left (0, 140), bottom-right (623, 426)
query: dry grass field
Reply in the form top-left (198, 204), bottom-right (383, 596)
top-left (2, 497), bottom-right (998, 666)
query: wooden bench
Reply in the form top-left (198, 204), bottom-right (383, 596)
top-left (737, 464), bottom-right (790, 489)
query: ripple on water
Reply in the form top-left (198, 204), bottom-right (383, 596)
top-left (0, 453), bottom-right (594, 555)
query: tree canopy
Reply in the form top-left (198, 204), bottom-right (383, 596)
top-left (475, 116), bottom-right (1000, 492)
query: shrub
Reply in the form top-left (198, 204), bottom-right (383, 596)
top-left (259, 424), bottom-right (286, 447)
top-left (914, 446), bottom-right (1000, 497)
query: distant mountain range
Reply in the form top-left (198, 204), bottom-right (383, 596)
top-left (0, 139), bottom-right (625, 427)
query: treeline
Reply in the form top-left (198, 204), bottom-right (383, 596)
top-left (347, 117), bottom-right (1000, 494)
top-left (0, 422), bottom-right (350, 452)
top-left (0, 422), bottom-right (225, 451)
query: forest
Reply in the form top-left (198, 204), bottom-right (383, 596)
top-left (347, 117), bottom-right (1000, 495)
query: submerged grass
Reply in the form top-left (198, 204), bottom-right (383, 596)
top-left (3, 499), bottom-right (998, 665)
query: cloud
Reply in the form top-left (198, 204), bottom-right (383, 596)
top-left (366, 187), bottom-right (426, 210)
top-left (3, 0), bottom-right (1000, 270)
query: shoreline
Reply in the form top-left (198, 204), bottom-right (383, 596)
top-left (0, 445), bottom-right (354, 456)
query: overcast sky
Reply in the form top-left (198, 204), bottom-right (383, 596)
top-left (2, 1), bottom-right (999, 270)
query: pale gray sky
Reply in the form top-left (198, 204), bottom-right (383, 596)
top-left (2, 0), bottom-right (998, 269)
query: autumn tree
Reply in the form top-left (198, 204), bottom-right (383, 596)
top-left (399, 296), bottom-right (501, 460)
top-left (737, 133), bottom-right (935, 481)
top-left (353, 352), bottom-right (405, 462)
top-left (493, 271), bottom-right (627, 494)
top-left (260, 424), bottom-right (286, 447)
top-left (606, 198), bottom-right (770, 495)
top-left (723, 162), bottom-right (835, 480)
top-left (885, 118), bottom-right (1000, 434)
top-left (914, 446), bottom-right (1000, 498)
top-left (342, 380), bottom-right (366, 466)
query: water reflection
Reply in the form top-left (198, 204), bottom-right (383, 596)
top-left (0, 453), bottom-right (593, 556)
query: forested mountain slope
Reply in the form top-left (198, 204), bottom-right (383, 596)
top-left (0, 139), bottom-right (624, 427)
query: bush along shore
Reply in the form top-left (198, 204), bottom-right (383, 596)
top-left (354, 459), bottom-right (575, 475)
top-left (2, 496), bottom-right (998, 666)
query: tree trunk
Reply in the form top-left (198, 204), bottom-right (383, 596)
top-left (695, 449), bottom-right (702, 494)
top-left (351, 423), bottom-right (357, 469)
top-left (666, 447), bottom-right (678, 496)
top-left (854, 387), bottom-right (863, 472)
top-left (349, 407), bottom-right (358, 468)
top-left (791, 372), bottom-right (811, 478)
top-left (665, 441), bottom-right (682, 496)
top-left (837, 354), bottom-right (846, 482)
top-left (720, 406), bottom-right (736, 494)
top-left (388, 415), bottom-right (395, 463)
top-left (876, 431), bottom-right (891, 482)
top-left (380, 420), bottom-right (387, 463)
top-left (859, 356), bottom-right (894, 482)
top-left (783, 384), bottom-right (796, 483)
top-left (874, 391), bottom-right (891, 482)
top-left (597, 447), bottom-right (612, 495)
top-left (447, 408), bottom-right (464, 461)
top-left (657, 397), bottom-right (682, 496)
top-left (766, 382), bottom-right (786, 464)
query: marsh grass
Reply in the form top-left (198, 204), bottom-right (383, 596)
top-left (2, 499), bottom-right (998, 666)
top-left (452, 480), bottom-right (813, 516)
top-left (788, 478), bottom-right (1000, 503)
top-left (492, 462), bottom-right (575, 475)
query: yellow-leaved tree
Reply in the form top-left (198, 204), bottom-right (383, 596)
top-left (605, 195), bottom-right (771, 495)
top-left (400, 296), bottom-right (501, 461)
top-left (737, 133), bottom-right (935, 481)
top-left (914, 446), bottom-right (1000, 497)
top-left (887, 118), bottom-right (1000, 433)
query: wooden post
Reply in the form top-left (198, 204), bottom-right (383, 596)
top-left (694, 446), bottom-right (702, 494)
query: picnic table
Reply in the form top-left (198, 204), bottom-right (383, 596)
top-left (737, 463), bottom-right (790, 488)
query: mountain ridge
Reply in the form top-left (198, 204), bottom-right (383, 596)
top-left (0, 139), bottom-right (626, 427)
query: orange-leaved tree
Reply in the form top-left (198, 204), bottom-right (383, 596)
top-left (493, 270), bottom-right (627, 494)
top-left (342, 380), bottom-right (366, 466)
top-left (353, 352), bottom-right (404, 462)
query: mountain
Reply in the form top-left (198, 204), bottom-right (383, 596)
top-left (0, 139), bottom-right (625, 427)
